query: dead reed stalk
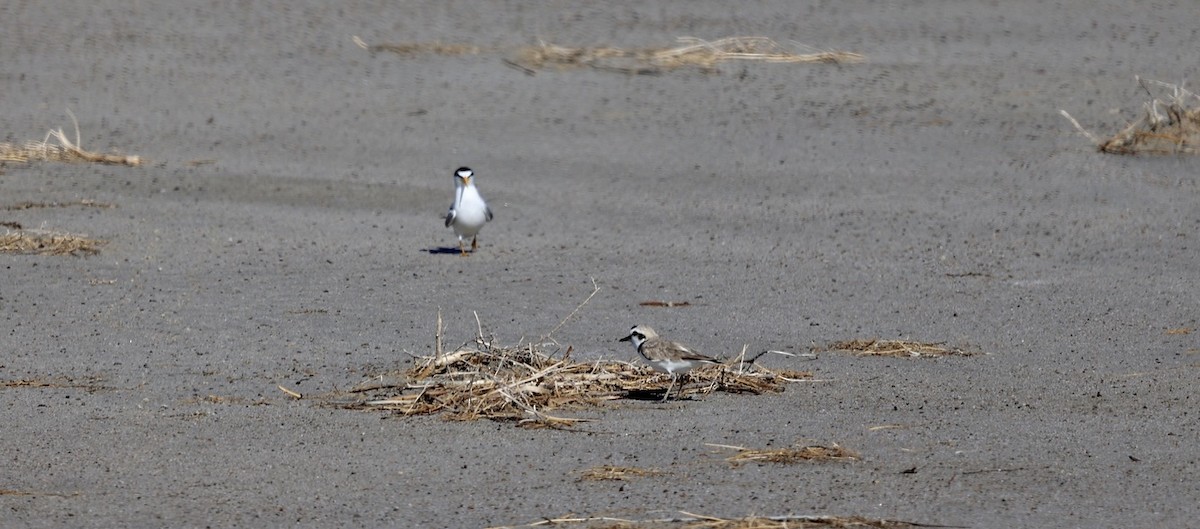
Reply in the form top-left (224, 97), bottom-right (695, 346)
top-left (0, 111), bottom-right (141, 166)
top-left (1061, 77), bottom-right (1200, 155)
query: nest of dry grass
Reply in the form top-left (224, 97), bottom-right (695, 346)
top-left (1, 112), bottom-right (142, 166)
top-left (515, 36), bottom-right (863, 74)
top-left (0, 229), bottom-right (105, 256)
top-left (341, 336), bottom-right (809, 429)
top-left (823, 339), bottom-right (977, 358)
top-left (1061, 77), bottom-right (1200, 155)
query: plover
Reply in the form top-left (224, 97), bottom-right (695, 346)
top-left (619, 324), bottom-right (722, 402)
top-left (444, 167), bottom-right (493, 256)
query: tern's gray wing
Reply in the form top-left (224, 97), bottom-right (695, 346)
top-left (485, 205), bottom-right (494, 221)
top-left (444, 206), bottom-right (456, 227)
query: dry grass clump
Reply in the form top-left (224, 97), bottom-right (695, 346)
top-left (578, 465), bottom-right (664, 482)
top-left (1061, 77), bottom-right (1200, 155)
top-left (710, 442), bottom-right (860, 466)
top-left (344, 338), bottom-right (807, 429)
top-left (516, 36), bottom-right (863, 74)
top-left (342, 324), bottom-right (806, 429)
top-left (0, 229), bottom-right (105, 256)
top-left (823, 339), bottom-right (977, 358)
top-left (490, 513), bottom-right (950, 529)
top-left (0, 112), bottom-right (141, 166)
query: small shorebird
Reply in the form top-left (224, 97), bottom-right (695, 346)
top-left (619, 324), bottom-right (722, 402)
top-left (444, 166), bottom-right (493, 256)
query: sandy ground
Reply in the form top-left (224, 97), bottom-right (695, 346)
top-left (2, 1), bottom-right (1198, 527)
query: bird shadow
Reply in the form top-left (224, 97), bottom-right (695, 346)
top-left (624, 389), bottom-right (670, 401)
top-left (423, 246), bottom-right (467, 255)
top-left (624, 388), bottom-right (702, 402)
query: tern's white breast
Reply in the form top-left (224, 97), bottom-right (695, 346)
top-left (452, 186), bottom-right (489, 236)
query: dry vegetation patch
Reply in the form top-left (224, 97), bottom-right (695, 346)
top-left (341, 339), bottom-right (808, 429)
top-left (1, 112), bottom-right (142, 166)
top-left (0, 229), bottom-right (105, 256)
top-left (327, 284), bottom-right (807, 428)
top-left (710, 442), bottom-right (860, 466)
top-left (823, 339), bottom-right (977, 358)
top-left (1061, 77), bottom-right (1200, 155)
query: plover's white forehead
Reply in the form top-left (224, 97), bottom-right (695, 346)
top-left (628, 324), bottom-right (657, 338)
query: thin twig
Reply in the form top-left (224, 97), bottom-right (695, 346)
top-left (539, 277), bottom-right (600, 342)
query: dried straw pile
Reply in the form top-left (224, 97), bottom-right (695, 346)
top-left (1061, 78), bottom-right (1200, 155)
top-left (0, 230), bottom-right (105, 256)
top-left (0, 124), bottom-right (141, 166)
top-left (343, 336), bottom-right (809, 429)
top-left (2, 110), bottom-right (141, 166)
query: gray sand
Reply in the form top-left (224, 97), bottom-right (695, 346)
top-left (2, 1), bottom-right (1197, 527)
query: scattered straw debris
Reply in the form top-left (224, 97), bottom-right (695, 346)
top-left (709, 442), bottom-right (860, 466)
top-left (1061, 77), bottom-right (1200, 155)
top-left (278, 385), bottom-right (303, 399)
top-left (577, 465), bottom-right (664, 482)
top-left (1, 375), bottom-right (112, 391)
top-left (1166, 327), bottom-right (1193, 335)
top-left (823, 339), bottom-right (977, 358)
top-left (489, 512), bottom-right (959, 529)
top-left (514, 36), bottom-right (864, 74)
top-left (0, 229), bottom-right (105, 256)
top-left (0, 111), bottom-right (141, 166)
